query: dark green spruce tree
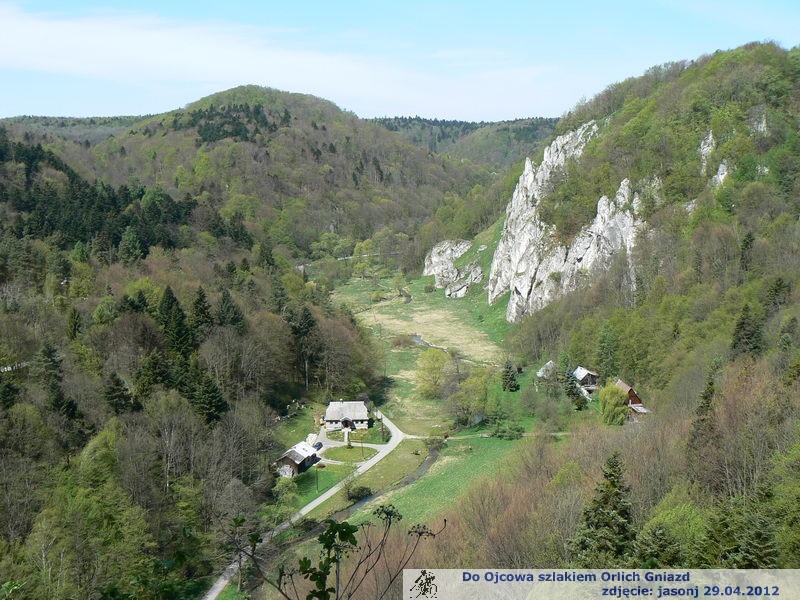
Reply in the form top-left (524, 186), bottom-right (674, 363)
top-left (33, 340), bottom-right (77, 419)
top-left (66, 306), bottom-right (81, 340)
top-left (180, 356), bottom-right (228, 423)
top-left (104, 372), bottom-right (140, 414)
top-left (570, 452), bottom-right (635, 567)
top-left (632, 525), bottom-right (684, 568)
top-left (501, 359), bottom-right (520, 392)
top-left (157, 286), bottom-right (192, 355)
top-left (701, 497), bottom-right (778, 568)
top-left (286, 302), bottom-right (318, 390)
top-left (731, 303), bottom-right (764, 357)
top-left (564, 372), bottom-right (587, 411)
top-left (686, 373), bottom-right (721, 492)
top-left (216, 289), bottom-right (245, 334)
top-left (188, 286), bottom-right (215, 344)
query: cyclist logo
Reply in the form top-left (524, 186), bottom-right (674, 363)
top-left (409, 569), bottom-right (437, 598)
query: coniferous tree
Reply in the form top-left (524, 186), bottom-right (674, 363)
top-left (632, 525), bottom-right (684, 568)
top-left (501, 359), bottom-right (520, 392)
top-left (570, 452), bottom-right (635, 567)
top-left (0, 376), bottom-right (20, 409)
top-left (119, 290), bottom-right (149, 313)
top-left (593, 321), bottom-right (619, 382)
top-left (33, 340), bottom-right (77, 418)
top-left (687, 373), bottom-right (721, 491)
top-left (739, 231), bottom-right (755, 274)
top-left (104, 372), bottom-right (140, 414)
top-left (257, 235), bottom-right (275, 269)
top-left (703, 497), bottom-right (778, 568)
top-left (188, 286), bottom-right (214, 343)
top-left (564, 372), bottom-right (587, 411)
top-left (66, 306), bottom-right (81, 340)
top-left (216, 289), bottom-right (245, 334)
top-left (181, 357), bottom-right (227, 423)
top-left (157, 286), bottom-right (192, 355)
top-left (286, 303), bottom-right (318, 390)
top-left (134, 350), bottom-right (174, 398)
top-left (118, 225), bottom-right (144, 264)
top-left (156, 286), bottom-right (181, 328)
top-left (731, 303), bottom-right (764, 357)
top-left (267, 271), bottom-right (288, 313)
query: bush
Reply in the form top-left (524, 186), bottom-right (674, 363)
top-left (424, 437), bottom-right (447, 451)
top-left (391, 334), bottom-right (415, 347)
top-left (346, 485), bottom-right (373, 502)
top-left (492, 422), bottom-right (524, 440)
top-left (423, 284), bottom-right (436, 293)
top-left (370, 290), bottom-right (385, 303)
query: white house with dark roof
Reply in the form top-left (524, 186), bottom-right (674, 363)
top-left (324, 400), bottom-right (369, 431)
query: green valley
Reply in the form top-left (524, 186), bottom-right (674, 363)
top-left (1, 40), bottom-right (800, 600)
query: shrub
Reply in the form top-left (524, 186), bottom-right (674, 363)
top-left (346, 485), bottom-right (373, 502)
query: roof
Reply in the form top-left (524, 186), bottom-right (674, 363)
top-left (324, 400), bottom-right (369, 422)
top-left (574, 366), bottom-right (598, 381)
top-left (615, 379), bottom-right (633, 393)
top-left (278, 441), bottom-right (317, 465)
top-left (536, 360), bottom-right (555, 378)
top-left (629, 404), bottom-right (649, 414)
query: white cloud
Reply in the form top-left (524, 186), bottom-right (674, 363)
top-left (0, 2), bottom-right (580, 119)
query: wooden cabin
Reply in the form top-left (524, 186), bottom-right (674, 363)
top-left (615, 379), bottom-right (649, 418)
top-left (573, 366), bottom-right (600, 391)
top-left (275, 441), bottom-right (317, 477)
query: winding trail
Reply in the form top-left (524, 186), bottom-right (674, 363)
top-left (200, 412), bottom-right (406, 600)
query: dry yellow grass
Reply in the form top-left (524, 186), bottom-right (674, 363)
top-left (363, 298), bottom-right (501, 364)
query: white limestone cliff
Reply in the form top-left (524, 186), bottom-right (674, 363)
top-left (700, 131), bottom-right (715, 176)
top-left (487, 174), bottom-right (642, 322)
top-left (423, 240), bottom-right (484, 298)
top-left (486, 121), bottom-right (644, 322)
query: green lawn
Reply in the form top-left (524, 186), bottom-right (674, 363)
top-left (273, 403), bottom-right (326, 448)
top-left (322, 444), bottom-right (378, 463)
top-left (303, 439), bottom-right (428, 521)
top-left (352, 436), bottom-right (526, 526)
top-left (325, 426), bottom-right (389, 444)
top-left (293, 463), bottom-right (353, 507)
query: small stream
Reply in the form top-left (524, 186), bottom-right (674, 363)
top-left (410, 334), bottom-right (431, 347)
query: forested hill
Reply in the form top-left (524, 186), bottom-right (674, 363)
top-left (0, 101), bottom-right (388, 598)
top-left (1, 85), bottom-right (504, 268)
top-left (416, 42), bottom-right (800, 573)
top-left (371, 115), bottom-right (558, 168)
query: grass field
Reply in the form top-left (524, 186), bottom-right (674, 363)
top-left (325, 426), bottom-right (389, 444)
top-left (273, 403), bottom-right (325, 448)
top-left (352, 435), bottom-right (527, 526)
top-left (293, 463), bottom-right (353, 507)
top-left (322, 444), bottom-right (378, 463)
top-left (304, 439), bottom-right (428, 521)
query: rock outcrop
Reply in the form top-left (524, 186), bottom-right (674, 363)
top-left (700, 131), bottom-right (715, 176)
top-left (487, 121), bottom-right (646, 322)
top-left (482, 121), bottom-right (745, 322)
top-left (487, 173), bottom-right (642, 322)
top-left (423, 240), bottom-right (483, 298)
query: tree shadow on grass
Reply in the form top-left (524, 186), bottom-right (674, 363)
top-left (368, 376), bottom-right (395, 407)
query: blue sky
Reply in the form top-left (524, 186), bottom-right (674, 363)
top-left (1, 0), bottom-right (798, 120)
